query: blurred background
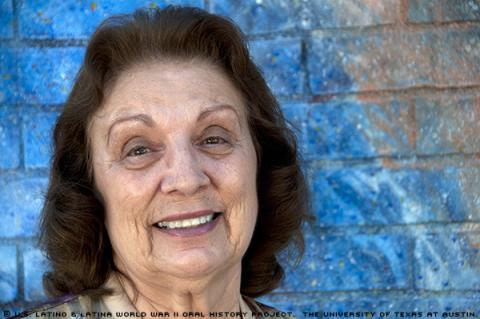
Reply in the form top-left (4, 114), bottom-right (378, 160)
top-left (1, 0), bottom-right (480, 315)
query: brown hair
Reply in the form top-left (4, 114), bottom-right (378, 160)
top-left (40, 6), bottom-right (310, 298)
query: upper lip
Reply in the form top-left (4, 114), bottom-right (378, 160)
top-left (155, 210), bottom-right (217, 224)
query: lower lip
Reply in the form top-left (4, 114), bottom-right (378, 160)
top-left (156, 214), bottom-right (221, 237)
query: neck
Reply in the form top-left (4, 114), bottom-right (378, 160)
top-left (114, 265), bottom-right (243, 314)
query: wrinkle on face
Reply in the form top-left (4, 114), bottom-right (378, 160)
top-left (89, 60), bottom-right (258, 298)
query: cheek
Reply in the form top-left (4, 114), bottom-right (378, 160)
top-left (94, 163), bottom-right (155, 250)
top-left (96, 160), bottom-right (155, 211)
top-left (205, 146), bottom-right (258, 243)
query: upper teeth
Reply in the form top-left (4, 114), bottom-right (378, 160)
top-left (157, 214), bottom-right (214, 229)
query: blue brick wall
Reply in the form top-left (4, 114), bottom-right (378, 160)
top-left (0, 245), bottom-right (16, 304)
top-left (0, 0), bottom-right (13, 39)
top-left (1, 0), bottom-right (480, 315)
top-left (19, 0), bottom-right (203, 39)
top-left (408, 0), bottom-right (480, 23)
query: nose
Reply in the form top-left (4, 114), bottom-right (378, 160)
top-left (159, 142), bottom-right (210, 196)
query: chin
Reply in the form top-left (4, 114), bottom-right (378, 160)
top-left (164, 248), bottom-right (229, 279)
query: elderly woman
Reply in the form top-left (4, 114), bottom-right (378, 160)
top-left (18, 5), bottom-right (309, 317)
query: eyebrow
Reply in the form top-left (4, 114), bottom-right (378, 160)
top-left (106, 104), bottom-right (241, 145)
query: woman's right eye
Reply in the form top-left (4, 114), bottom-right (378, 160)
top-left (126, 145), bottom-right (151, 157)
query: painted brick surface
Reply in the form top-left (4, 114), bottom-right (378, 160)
top-left (17, 47), bottom-right (84, 105)
top-left (309, 29), bottom-right (480, 95)
top-left (22, 111), bottom-right (59, 169)
top-left (212, 0), bottom-right (398, 34)
top-left (434, 28), bottom-right (480, 87)
top-left (0, 0), bottom-right (14, 39)
top-left (308, 31), bottom-right (436, 94)
top-left (250, 38), bottom-right (303, 96)
top-left (0, 48), bottom-right (17, 105)
top-left (280, 103), bottom-right (309, 156)
top-left (416, 95), bottom-right (480, 155)
top-left (414, 294), bottom-right (480, 312)
top-left (211, 0), bottom-right (300, 34)
top-left (1, 0), bottom-right (479, 313)
top-left (310, 167), bottom-right (479, 227)
top-left (0, 107), bottom-right (20, 169)
top-left (280, 231), bottom-right (410, 291)
top-left (415, 232), bottom-right (480, 290)
top-left (23, 245), bottom-right (50, 302)
top-left (0, 244), bottom-right (17, 303)
top-left (301, 0), bottom-right (398, 30)
top-left (306, 99), bottom-right (413, 159)
top-left (19, 0), bottom-right (203, 39)
top-left (0, 177), bottom-right (48, 238)
top-left (408, 0), bottom-right (480, 23)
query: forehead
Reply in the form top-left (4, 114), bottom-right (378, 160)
top-left (95, 60), bottom-right (247, 121)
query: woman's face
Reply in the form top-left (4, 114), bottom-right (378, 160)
top-left (89, 60), bottom-right (258, 282)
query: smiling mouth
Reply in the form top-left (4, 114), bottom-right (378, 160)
top-left (155, 212), bottom-right (222, 230)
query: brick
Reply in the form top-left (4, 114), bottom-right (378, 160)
top-left (23, 245), bottom-right (50, 302)
top-left (308, 31), bottom-right (436, 94)
top-left (415, 232), bottom-right (480, 290)
top-left (0, 177), bottom-right (48, 237)
top-left (306, 99), bottom-right (413, 160)
top-left (17, 47), bottom-right (84, 105)
top-left (416, 95), bottom-right (480, 155)
top-left (211, 0), bottom-right (301, 34)
top-left (0, 48), bottom-right (17, 105)
top-left (250, 38), bottom-right (303, 96)
top-left (0, 107), bottom-right (20, 169)
top-left (416, 294), bottom-right (480, 312)
top-left (302, 0), bottom-right (398, 30)
top-left (0, 244), bottom-right (17, 303)
top-left (280, 231), bottom-right (410, 291)
top-left (23, 110), bottom-right (59, 169)
top-left (309, 28), bottom-right (480, 94)
top-left (19, 0), bottom-right (204, 39)
top-left (280, 103), bottom-right (308, 157)
top-left (309, 167), bottom-right (479, 227)
top-left (408, 0), bottom-right (480, 23)
top-left (434, 28), bottom-right (480, 87)
top-left (0, 0), bottom-right (14, 39)
top-left (211, 0), bottom-right (398, 34)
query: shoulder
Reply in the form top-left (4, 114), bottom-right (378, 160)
top-left (242, 296), bottom-right (296, 318)
top-left (10, 294), bottom-right (99, 318)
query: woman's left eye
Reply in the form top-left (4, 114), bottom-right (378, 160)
top-left (202, 136), bottom-right (227, 145)
top-left (198, 135), bottom-right (233, 154)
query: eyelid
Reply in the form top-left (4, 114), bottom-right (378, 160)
top-left (202, 124), bottom-right (234, 136)
top-left (200, 126), bottom-right (233, 142)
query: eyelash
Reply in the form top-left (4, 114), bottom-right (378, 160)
top-left (125, 136), bottom-right (230, 158)
top-left (201, 136), bottom-right (228, 146)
